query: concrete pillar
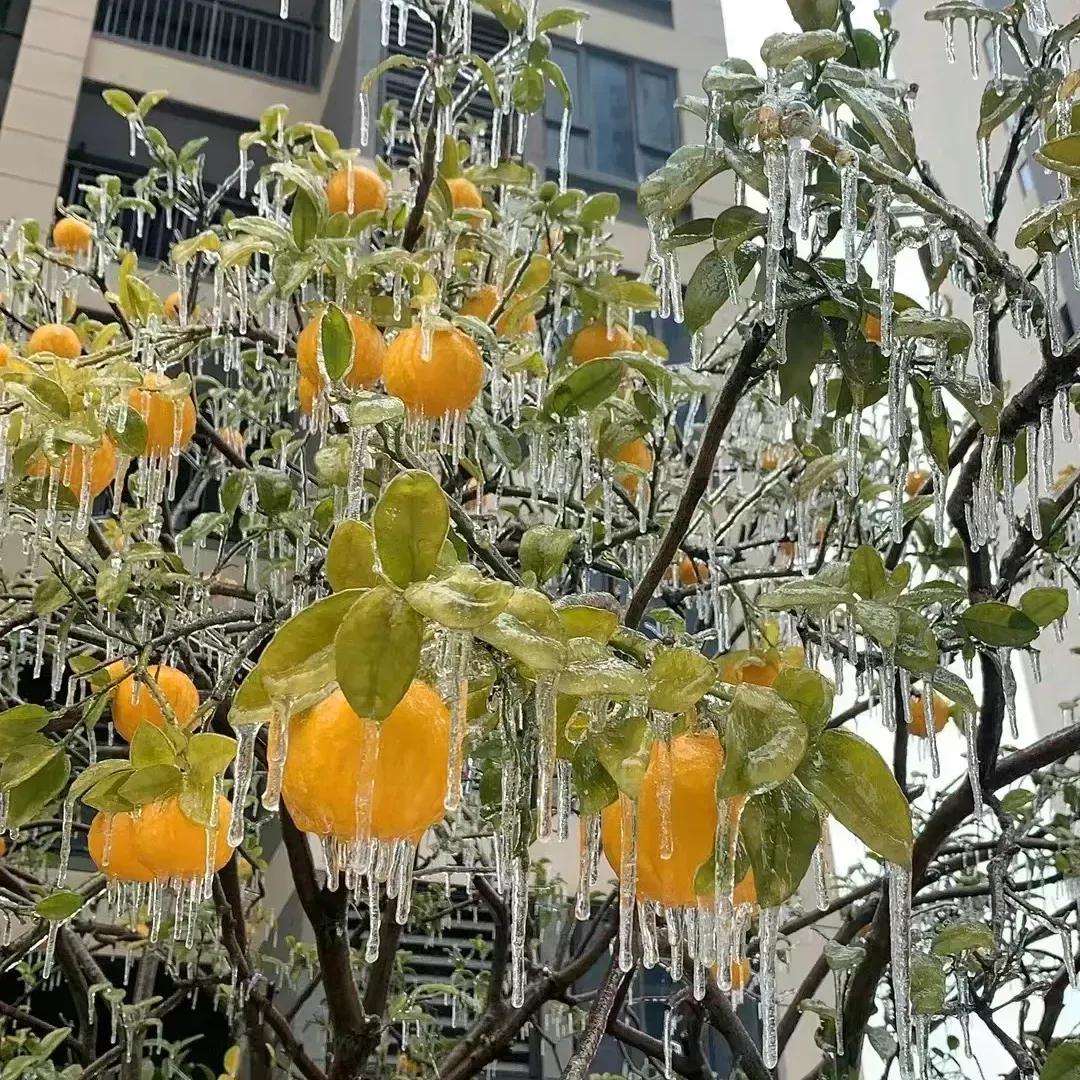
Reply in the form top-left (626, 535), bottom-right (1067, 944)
top-left (0, 0), bottom-right (95, 223)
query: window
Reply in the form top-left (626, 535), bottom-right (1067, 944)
top-left (544, 43), bottom-right (678, 190)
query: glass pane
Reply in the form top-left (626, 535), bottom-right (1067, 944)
top-left (588, 54), bottom-right (635, 180)
top-left (637, 68), bottom-right (675, 150)
top-left (545, 121), bottom-right (588, 177)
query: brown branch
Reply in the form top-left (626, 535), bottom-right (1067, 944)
top-left (625, 323), bottom-right (772, 627)
top-left (564, 959), bottom-right (633, 1080)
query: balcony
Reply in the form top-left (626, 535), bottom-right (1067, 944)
top-left (93, 0), bottom-right (318, 87)
top-left (60, 152), bottom-right (249, 266)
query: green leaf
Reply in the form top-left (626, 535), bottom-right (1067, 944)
top-left (717, 685), bottom-right (808, 798)
top-left (647, 646), bottom-right (715, 714)
top-left (317, 304), bottom-right (351, 382)
top-left (592, 713), bottom-right (652, 799)
top-left (405, 565), bottom-right (512, 630)
top-left (559, 638), bottom-right (646, 698)
top-left (895, 608), bottom-right (940, 674)
top-left (32, 575), bottom-right (69, 615)
top-left (797, 730), bottom-right (912, 866)
top-left (254, 469), bottom-right (294, 516)
top-left (823, 77), bottom-right (915, 172)
top-left (474, 0), bottom-right (525, 33)
top-left (931, 919), bottom-right (994, 957)
top-left (853, 599), bottom-right (900, 648)
top-left (910, 952), bottom-right (947, 1016)
top-left (130, 723), bottom-right (176, 769)
top-left (6, 751), bottom-right (69, 827)
top-left (95, 561), bottom-right (130, 612)
top-left (475, 588), bottom-right (566, 672)
top-left (34, 891), bottom-right (84, 921)
top-left (0, 705), bottom-right (51, 754)
top-left (572, 748), bottom-right (619, 814)
top-left (785, 0), bottom-right (839, 30)
top-left (291, 187), bottom-right (320, 250)
top-left (780, 309), bottom-right (823, 411)
top-left (102, 88), bottom-right (138, 117)
top-left (511, 64), bottom-right (546, 113)
top-left (943, 378), bottom-right (1002, 435)
top-left (912, 374), bottom-right (949, 473)
top-left (773, 668), bottom-right (834, 737)
top-left (107, 404), bottom-right (148, 457)
top-left (118, 763), bottom-right (183, 805)
top-left (69, 760), bottom-right (132, 805)
top-left (712, 205), bottom-right (768, 255)
top-left (373, 470), bottom-right (450, 588)
top-left (977, 77), bottom-right (1028, 140)
top-left (557, 604), bottom-right (619, 643)
top-left (1036, 134), bottom-right (1080, 180)
top-left (684, 247), bottom-right (756, 333)
top-left (761, 29), bottom-right (846, 68)
top-left (932, 668), bottom-right (976, 715)
top-left (0, 743), bottom-right (61, 792)
top-left (187, 733), bottom-right (237, 779)
top-left (850, 544), bottom-right (887, 600)
top-left (580, 192), bottom-right (620, 227)
top-left (961, 601), bottom-right (1040, 647)
top-left (740, 781), bottom-right (821, 907)
top-left (1019, 586), bottom-right (1068, 628)
top-left (520, 525), bottom-right (576, 583)
top-left (325, 520), bottom-right (378, 591)
top-left (335, 587), bottom-right (423, 722)
top-left (546, 358), bottom-right (623, 417)
top-left (1042, 1041), bottom-right (1080, 1080)
top-left (758, 579), bottom-right (854, 613)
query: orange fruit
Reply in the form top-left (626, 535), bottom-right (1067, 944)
top-left (905, 469), bottom-right (930, 496)
top-left (908, 692), bottom-right (949, 738)
top-left (298, 375), bottom-right (316, 415)
top-left (218, 428), bottom-right (245, 457)
top-left (326, 164), bottom-right (388, 216)
top-left (569, 322), bottom-right (633, 364)
top-left (296, 311), bottom-right (386, 389)
top-left (613, 437), bottom-right (653, 498)
top-left (760, 448), bottom-right (781, 471)
top-left (28, 324), bottom-right (81, 359)
top-left (1053, 465), bottom-right (1078, 495)
top-left (27, 438), bottom-right (118, 499)
top-left (673, 555), bottom-right (709, 587)
top-left (717, 645), bottom-right (805, 688)
top-left (601, 733), bottom-right (751, 908)
top-left (132, 794), bottom-right (232, 881)
top-left (107, 661), bottom-right (200, 742)
top-left (164, 291), bottom-right (181, 321)
top-left (863, 313), bottom-right (882, 343)
top-left (88, 811), bottom-right (153, 883)
top-left (460, 285), bottom-right (537, 335)
top-left (383, 325), bottom-right (484, 417)
top-left (447, 176), bottom-right (483, 211)
top-left (52, 218), bottom-right (92, 254)
top-left (0, 343), bottom-right (11, 367)
top-left (730, 957), bottom-right (752, 991)
top-left (282, 681), bottom-right (450, 843)
top-left (127, 372), bottom-right (196, 457)
top-left (0, 837), bottom-right (6, 858)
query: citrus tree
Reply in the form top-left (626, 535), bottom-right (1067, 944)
top-left (1, 0), bottom-right (1080, 1078)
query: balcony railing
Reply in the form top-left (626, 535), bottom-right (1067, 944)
top-left (60, 153), bottom-right (250, 266)
top-left (93, 0), bottom-right (318, 87)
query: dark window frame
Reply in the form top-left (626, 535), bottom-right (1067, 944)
top-left (544, 38), bottom-right (679, 194)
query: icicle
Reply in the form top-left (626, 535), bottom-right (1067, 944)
top-left (557, 107), bottom-right (571, 192)
top-left (617, 795), bottom-right (638, 972)
top-left (812, 844), bottom-right (830, 911)
top-left (1027, 422), bottom-right (1042, 540)
top-left (991, 25), bottom-right (1003, 84)
top-left (358, 90), bottom-right (370, 148)
top-left (787, 137), bottom-right (808, 239)
top-left (763, 140), bottom-right (788, 326)
top-left (1025, 0), bottom-right (1052, 35)
top-left (42, 921), bottom-right (59, 979)
top-left (759, 906), bottom-right (781, 1068)
top-left (847, 408), bottom-right (862, 497)
top-left (973, 291), bottom-right (992, 404)
top-left (1042, 252), bottom-right (1062, 357)
top-left (228, 725), bottom-right (257, 847)
top-left (965, 17), bottom-right (980, 78)
top-left (576, 814), bottom-right (600, 920)
top-left (874, 187), bottom-right (895, 356)
top-left (510, 858), bottom-right (527, 1006)
top-left (943, 17), bottom-right (957, 62)
top-left (888, 863), bottom-right (914, 1080)
top-left (1058, 385), bottom-right (1073, 443)
top-left (279, 0), bottom-right (288, 16)
top-left (998, 648), bottom-right (1018, 739)
top-left (977, 138), bottom-right (993, 222)
top-left (655, 718), bottom-right (674, 860)
top-left (839, 150), bottom-right (860, 284)
top-left (534, 672), bottom-right (558, 839)
top-left (965, 706), bottom-right (983, 818)
top-left (56, 796), bottom-right (75, 886)
top-left (380, 0), bottom-right (391, 45)
top-left (1041, 400), bottom-right (1055, 490)
top-left (442, 631), bottom-right (473, 813)
top-left (328, 0), bottom-right (343, 40)
top-left (664, 1007), bottom-right (677, 1079)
